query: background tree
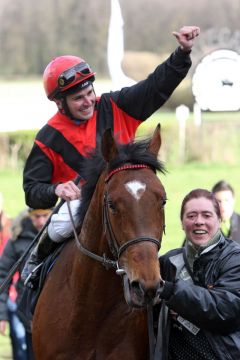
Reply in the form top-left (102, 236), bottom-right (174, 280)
top-left (0, 0), bottom-right (239, 77)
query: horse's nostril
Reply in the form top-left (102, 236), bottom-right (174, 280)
top-left (131, 280), bottom-right (144, 296)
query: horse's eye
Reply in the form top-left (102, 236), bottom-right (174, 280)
top-left (108, 200), bottom-right (116, 213)
top-left (161, 199), bottom-right (167, 208)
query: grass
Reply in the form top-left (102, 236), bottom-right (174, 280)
top-left (0, 326), bottom-right (12, 360)
top-left (0, 169), bottom-right (25, 217)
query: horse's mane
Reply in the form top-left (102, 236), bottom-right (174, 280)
top-left (78, 136), bottom-right (166, 224)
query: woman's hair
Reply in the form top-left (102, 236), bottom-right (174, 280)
top-left (180, 188), bottom-right (221, 220)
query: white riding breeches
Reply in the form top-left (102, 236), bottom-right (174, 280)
top-left (48, 199), bottom-right (81, 243)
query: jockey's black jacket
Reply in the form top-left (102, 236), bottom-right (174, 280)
top-left (23, 47), bottom-right (191, 209)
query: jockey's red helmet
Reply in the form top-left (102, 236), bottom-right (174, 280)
top-left (43, 55), bottom-right (95, 100)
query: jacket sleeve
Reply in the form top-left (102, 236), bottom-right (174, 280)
top-left (110, 47), bottom-right (192, 120)
top-left (0, 241), bottom-right (18, 321)
top-left (160, 251), bottom-right (240, 334)
top-left (23, 143), bottom-right (58, 209)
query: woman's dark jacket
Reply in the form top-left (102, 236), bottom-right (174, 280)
top-left (159, 235), bottom-right (240, 360)
top-left (0, 217), bottom-right (38, 321)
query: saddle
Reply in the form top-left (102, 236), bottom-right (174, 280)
top-left (17, 242), bottom-right (66, 331)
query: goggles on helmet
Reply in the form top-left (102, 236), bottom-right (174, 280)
top-left (58, 62), bottom-right (93, 88)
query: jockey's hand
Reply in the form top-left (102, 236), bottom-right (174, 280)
top-left (0, 320), bottom-right (7, 336)
top-left (55, 181), bottom-right (81, 201)
top-left (173, 25), bottom-right (200, 52)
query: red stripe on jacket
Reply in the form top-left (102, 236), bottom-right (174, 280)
top-left (35, 139), bottom-right (77, 183)
top-left (48, 111), bottom-right (97, 156)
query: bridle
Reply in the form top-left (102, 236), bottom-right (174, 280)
top-left (103, 164), bottom-right (161, 267)
top-left (68, 164), bottom-right (163, 272)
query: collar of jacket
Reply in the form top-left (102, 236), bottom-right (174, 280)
top-left (169, 232), bottom-right (225, 278)
top-left (184, 230), bottom-right (222, 270)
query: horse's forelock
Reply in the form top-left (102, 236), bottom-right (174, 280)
top-left (78, 136), bottom-right (166, 223)
top-left (109, 138), bottom-right (165, 174)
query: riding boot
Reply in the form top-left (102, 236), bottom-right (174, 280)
top-left (21, 228), bottom-right (58, 283)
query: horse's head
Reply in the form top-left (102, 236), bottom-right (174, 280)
top-left (101, 124), bottom-right (166, 308)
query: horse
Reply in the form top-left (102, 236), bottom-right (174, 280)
top-left (32, 124), bottom-right (167, 360)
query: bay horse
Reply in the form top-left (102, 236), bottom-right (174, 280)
top-left (32, 124), bottom-right (167, 360)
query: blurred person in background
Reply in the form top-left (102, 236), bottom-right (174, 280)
top-left (22, 26), bottom-right (200, 282)
top-left (0, 192), bottom-right (12, 254)
top-left (0, 208), bottom-right (52, 360)
top-left (212, 180), bottom-right (240, 244)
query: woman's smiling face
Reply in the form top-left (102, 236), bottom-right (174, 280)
top-left (182, 197), bottom-right (221, 246)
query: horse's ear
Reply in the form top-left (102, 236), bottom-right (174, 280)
top-left (101, 128), bottom-right (119, 162)
top-left (147, 124), bottom-right (161, 157)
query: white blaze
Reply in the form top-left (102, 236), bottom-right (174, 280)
top-left (125, 181), bottom-right (146, 201)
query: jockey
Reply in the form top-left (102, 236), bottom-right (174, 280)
top-left (21, 26), bottom-right (200, 282)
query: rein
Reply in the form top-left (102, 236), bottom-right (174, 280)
top-left (147, 301), bottom-right (156, 360)
top-left (66, 199), bottom-right (117, 270)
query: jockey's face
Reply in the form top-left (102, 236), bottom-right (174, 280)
top-left (65, 85), bottom-right (96, 122)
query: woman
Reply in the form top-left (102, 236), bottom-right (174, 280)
top-left (158, 188), bottom-right (240, 360)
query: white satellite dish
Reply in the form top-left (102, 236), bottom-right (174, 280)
top-left (192, 49), bottom-right (240, 111)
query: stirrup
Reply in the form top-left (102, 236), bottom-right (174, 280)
top-left (24, 262), bottom-right (43, 288)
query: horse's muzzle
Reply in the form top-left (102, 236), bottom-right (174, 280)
top-left (122, 275), bottom-right (163, 308)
